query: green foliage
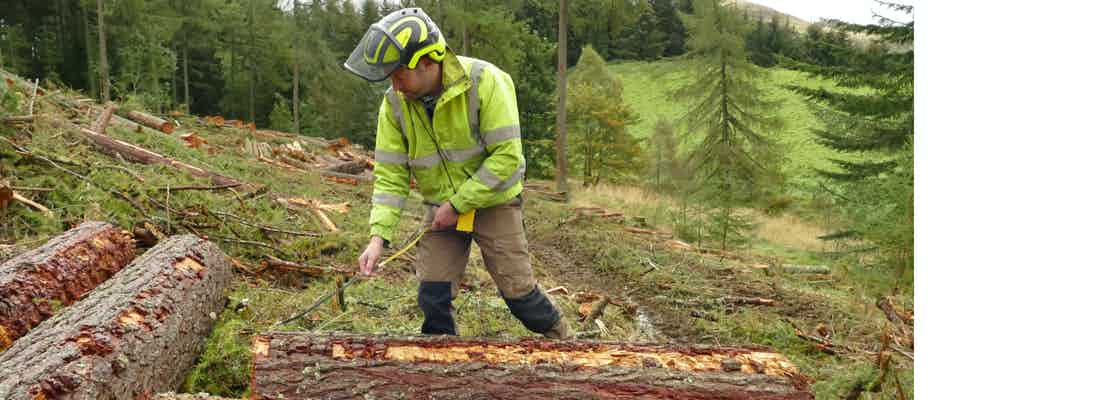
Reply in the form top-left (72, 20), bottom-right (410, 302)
top-left (181, 317), bottom-right (252, 396)
top-left (566, 46), bottom-right (645, 186)
top-left (679, 0), bottom-right (785, 202)
top-left (649, 117), bottom-right (684, 191)
top-left (782, 3), bottom-right (914, 272)
top-left (267, 93), bottom-right (294, 132)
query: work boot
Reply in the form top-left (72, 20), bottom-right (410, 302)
top-left (542, 317), bottom-right (573, 340)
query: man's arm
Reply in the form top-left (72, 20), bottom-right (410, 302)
top-left (368, 91), bottom-right (412, 243)
top-left (448, 66), bottom-right (525, 214)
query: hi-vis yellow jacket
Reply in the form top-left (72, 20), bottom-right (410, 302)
top-left (369, 52), bottom-right (525, 242)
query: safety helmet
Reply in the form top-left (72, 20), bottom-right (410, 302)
top-left (344, 8), bottom-right (447, 82)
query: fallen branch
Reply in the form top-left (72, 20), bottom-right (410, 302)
top-left (262, 255), bottom-right (352, 277)
top-left (1, 115), bottom-right (36, 125)
top-left (11, 192), bottom-right (52, 217)
top-left (726, 296), bottom-right (777, 306)
top-left (164, 183), bottom-right (242, 192)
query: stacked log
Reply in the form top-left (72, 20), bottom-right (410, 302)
top-left (0, 235), bottom-right (231, 399)
top-left (251, 332), bottom-right (814, 399)
top-left (0, 222), bottom-right (135, 352)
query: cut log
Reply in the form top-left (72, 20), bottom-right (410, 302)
top-left (781, 264), bottom-right (831, 275)
top-left (45, 115), bottom-right (248, 188)
top-left (250, 332), bottom-right (813, 400)
top-left (0, 235), bottom-right (231, 399)
top-left (320, 170), bottom-right (372, 185)
top-left (125, 110), bottom-right (174, 134)
top-left (324, 159), bottom-right (373, 175)
top-left (1, 115), bottom-right (36, 125)
top-left (91, 104), bottom-right (117, 134)
top-left (0, 221), bottom-right (135, 352)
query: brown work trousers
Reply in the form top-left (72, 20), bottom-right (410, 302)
top-left (416, 196), bottom-right (537, 299)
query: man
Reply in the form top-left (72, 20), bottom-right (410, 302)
top-left (345, 8), bottom-right (570, 339)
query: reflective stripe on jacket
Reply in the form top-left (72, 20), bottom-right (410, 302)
top-left (369, 52), bottom-right (524, 242)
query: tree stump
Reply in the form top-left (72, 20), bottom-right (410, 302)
top-left (0, 221), bottom-right (135, 352)
top-left (251, 332), bottom-right (815, 399)
top-left (0, 235), bottom-right (231, 399)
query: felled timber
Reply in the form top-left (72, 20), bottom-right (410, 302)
top-left (125, 110), bottom-right (174, 134)
top-left (320, 170), bottom-right (372, 185)
top-left (0, 235), bottom-right (231, 399)
top-left (251, 332), bottom-right (814, 400)
top-left (0, 221), bottom-right (135, 352)
top-left (45, 115), bottom-right (248, 188)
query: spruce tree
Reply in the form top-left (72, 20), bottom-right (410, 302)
top-left (782, 2), bottom-right (914, 272)
top-left (678, 0), bottom-right (784, 249)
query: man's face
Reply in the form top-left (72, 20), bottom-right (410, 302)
top-left (390, 59), bottom-right (434, 99)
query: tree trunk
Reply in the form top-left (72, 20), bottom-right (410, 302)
top-left (45, 116), bottom-right (247, 187)
top-left (182, 41), bottom-right (190, 114)
top-left (0, 222), bottom-right (135, 352)
top-left (248, 0), bottom-right (256, 123)
top-left (555, 0), bottom-right (569, 196)
top-left (81, 1), bottom-right (97, 99)
top-left (0, 235), bottom-right (231, 399)
top-left (126, 110), bottom-right (174, 133)
top-left (251, 332), bottom-right (813, 400)
top-left (96, 0), bottom-right (109, 102)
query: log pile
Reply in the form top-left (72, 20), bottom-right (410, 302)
top-left (0, 235), bottom-right (231, 399)
top-left (0, 221), bottom-right (135, 352)
top-left (251, 332), bottom-right (814, 399)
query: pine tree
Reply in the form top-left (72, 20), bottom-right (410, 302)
top-left (782, 2), bottom-right (914, 272)
top-left (678, 0), bottom-right (784, 249)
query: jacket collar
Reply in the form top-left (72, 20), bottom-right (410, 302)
top-left (437, 49), bottom-right (472, 106)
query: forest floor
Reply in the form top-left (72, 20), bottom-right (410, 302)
top-left (1, 69), bottom-right (912, 399)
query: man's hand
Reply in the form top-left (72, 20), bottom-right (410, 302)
top-left (358, 236), bottom-right (386, 277)
top-left (431, 201), bottom-right (459, 231)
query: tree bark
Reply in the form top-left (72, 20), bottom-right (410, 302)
top-left (0, 235), bottom-right (231, 399)
top-left (96, 0), bottom-right (109, 102)
top-left (0, 222), bottom-right (135, 353)
top-left (555, 0), bottom-right (569, 196)
top-left (126, 110), bottom-right (174, 133)
top-left (251, 332), bottom-right (813, 400)
top-left (45, 116), bottom-right (247, 188)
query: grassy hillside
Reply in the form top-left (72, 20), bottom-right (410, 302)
top-left (2, 67), bottom-right (912, 399)
top-left (608, 58), bottom-right (860, 195)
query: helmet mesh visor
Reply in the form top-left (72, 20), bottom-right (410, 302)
top-left (344, 26), bottom-right (403, 82)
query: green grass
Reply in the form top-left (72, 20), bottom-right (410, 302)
top-left (607, 58), bottom-right (867, 197)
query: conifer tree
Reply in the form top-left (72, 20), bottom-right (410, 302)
top-left (782, 2), bottom-right (914, 271)
top-left (678, 0), bottom-right (784, 249)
